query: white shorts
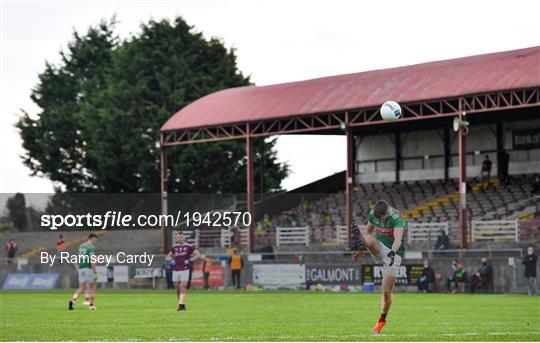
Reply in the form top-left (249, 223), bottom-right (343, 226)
top-left (172, 270), bottom-right (190, 283)
top-left (368, 240), bottom-right (402, 277)
top-left (78, 268), bottom-right (94, 283)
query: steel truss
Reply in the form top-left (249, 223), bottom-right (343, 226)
top-left (161, 87), bottom-right (540, 146)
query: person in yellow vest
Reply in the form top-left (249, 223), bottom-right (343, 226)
top-left (229, 250), bottom-right (244, 289)
top-left (201, 255), bottom-right (213, 289)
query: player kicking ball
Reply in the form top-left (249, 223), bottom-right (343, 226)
top-left (169, 233), bottom-right (201, 311)
top-left (69, 233), bottom-right (98, 311)
top-left (350, 200), bottom-right (406, 334)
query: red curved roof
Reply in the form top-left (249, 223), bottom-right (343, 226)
top-left (162, 46), bottom-right (540, 132)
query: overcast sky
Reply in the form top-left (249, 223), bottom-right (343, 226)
top-left (1, 0), bottom-right (539, 194)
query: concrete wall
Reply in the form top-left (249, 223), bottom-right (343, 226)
top-left (355, 119), bottom-right (540, 183)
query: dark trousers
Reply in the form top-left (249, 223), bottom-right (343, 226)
top-left (204, 272), bottom-right (210, 289)
top-left (499, 167), bottom-right (509, 184)
top-left (417, 278), bottom-right (430, 292)
top-left (166, 270), bottom-right (173, 289)
top-left (232, 269), bottom-right (241, 288)
top-left (470, 275), bottom-right (492, 293)
top-left (7, 252), bottom-right (16, 264)
top-left (187, 268), bottom-right (192, 289)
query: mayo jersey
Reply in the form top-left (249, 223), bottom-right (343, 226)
top-left (368, 206), bottom-right (406, 257)
top-left (78, 242), bottom-right (96, 269)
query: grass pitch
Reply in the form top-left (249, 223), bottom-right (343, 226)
top-left (1, 290), bottom-right (539, 341)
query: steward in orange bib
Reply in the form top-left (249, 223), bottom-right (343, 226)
top-left (228, 250), bottom-right (244, 289)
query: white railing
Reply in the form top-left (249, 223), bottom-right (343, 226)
top-left (471, 220), bottom-right (519, 242)
top-left (336, 225), bottom-right (367, 246)
top-left (336, 225), bottom-right (347, 246)
top-left (407, 222), bottom-right (449, 243)
top-left (173, 228), bottom-right (249, 248)
top-left (221, 227), bottom-right (249, 247)
top-left (195, 229), bottom-right (221, 247)
top-left (220, 228), bottom-right (231, 247)
top-left (276, 227), bottom-right (310, 246)
top-left (239, 228), bottom-right (249, 246)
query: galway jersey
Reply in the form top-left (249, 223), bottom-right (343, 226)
top-left (368, 206), bottom-right (406, 257)
top-left (171, 243), bottom-right (196, 271)
top-left (78, 242), bottom-right (96, 269)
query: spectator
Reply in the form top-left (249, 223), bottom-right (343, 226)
top-left (417, 260), bottom-right (435, 293)
top-left (229, 249), bottom-right (244, 289)
top-left (4, 239), bottom-right (17, 265)
top-left (481, 155), bottom-right (492, 189)
top-left (470, 257), bottom-right (493, 293)
top-left (445, 260), bottom-right (458, 292)
top-left (447, 261), bottom-right (468, 293)
top-left (531, 176), bottom-right (540, 196)
top-left (434, 229), bottom-right (450, 250)
top-left (232, 228), bottom-right (242, 247)
top-left (202, 255), bottom-right (213, 290)
top-left (522, 246), bottom-right (538, 296)
top-left (107, 266), bottom-right (114, 282)
top-left (498, 149), bottom-right (510, 185)
top-left (454, 262), bottom-right (468, 293)
top-left (163, 253), bottom-right (174, 289)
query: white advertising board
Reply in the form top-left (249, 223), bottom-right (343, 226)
top-left (252, 264), bottom-right (305, 287)
top-left (113, 265), bottom-right (129, 283)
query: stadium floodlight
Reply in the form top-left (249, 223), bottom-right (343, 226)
top-left (453, 115), bottom-right (469, 135)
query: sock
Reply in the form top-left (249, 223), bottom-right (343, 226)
top-left (380, 312), bottom-right (387, 321)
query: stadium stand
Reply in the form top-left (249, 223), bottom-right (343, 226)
top-left (2, 175), bottom-right (537, 258)
top-left (254, 174), bottom-right (537, 249)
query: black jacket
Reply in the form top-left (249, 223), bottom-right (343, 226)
top-left (522, 253), bottom-right (538, 278)
top-left (434, 233), bottom-right (450, 250)
top-left (422, 266), bottom-right (435, 283)
top-left (478, 264), bottom-right (493, 281)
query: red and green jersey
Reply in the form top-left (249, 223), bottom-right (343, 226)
top-left (368, 207), bottom-right (406, 257)
top-left (78, 242), bottom-right (96, 269)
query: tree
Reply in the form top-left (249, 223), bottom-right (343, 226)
top-left (18, 17), bottom-right (288, 193)
top-left (6, 193), bottom-right (27, 231)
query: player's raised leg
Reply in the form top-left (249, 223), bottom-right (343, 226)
top-left (350, 223), bottom-right (381, 261)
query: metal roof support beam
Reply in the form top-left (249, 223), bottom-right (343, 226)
top-left (345, 119), bottom-right (354, 247)
top-left (443, 128), bottom-right (450, 181)
top-left (246, 124), bottom-right (255, 252)
top-left (160, 133), bottom-right (169, 252)
top-left (161, 88), bottom-right (540, 146)
top-left (458, 103), bottom-right (468, 249)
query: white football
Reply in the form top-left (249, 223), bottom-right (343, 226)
top-left (380, 101), bottom-right (402, 121)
